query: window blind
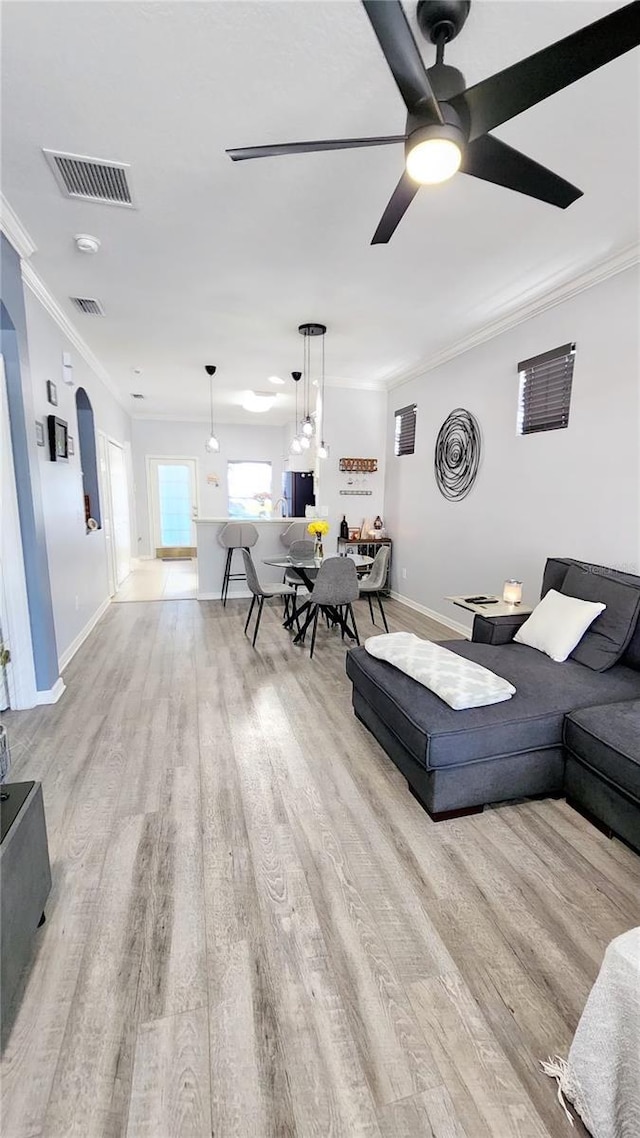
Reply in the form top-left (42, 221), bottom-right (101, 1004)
top-left (394, 403), bottom-right (417, 456)
top-left (517, 343), bottom-right (576, 435)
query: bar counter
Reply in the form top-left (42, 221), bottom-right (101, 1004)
top-left (194, 517), bottom-right (309, 600)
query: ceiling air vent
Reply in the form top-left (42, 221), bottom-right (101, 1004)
top-left (130, 393), bottom-right (145, 400)
top-left (70, 297), bottom-right (105, 316)
top-left (43, 149), bottom-right (134, 207)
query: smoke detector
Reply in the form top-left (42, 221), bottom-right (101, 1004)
top-left (74, 233), bottom-right (100, 254)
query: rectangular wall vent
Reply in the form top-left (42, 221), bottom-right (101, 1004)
top-left (43, 149), bottom-right (134, 207)
top-left (70, 297), bottom-right (105, 316)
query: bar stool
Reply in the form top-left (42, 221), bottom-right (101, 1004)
top-left (218, 522), bottom-right (258, 606)
top-left (280, 521), bottom-right (308, 548)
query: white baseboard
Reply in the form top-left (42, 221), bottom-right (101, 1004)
top-left (36, 677), bottom-right (66, 705)
top-left (58, 597), bottom-right (111, 673)
top-left (389, 590), bottom-right (471, 638)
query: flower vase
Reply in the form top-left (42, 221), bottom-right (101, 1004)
top-left (314, 537), bottom-right (324, 563)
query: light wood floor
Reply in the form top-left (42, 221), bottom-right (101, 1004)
top-left (113, 558), bottom-right (197, 603)
top-left (2, 596), bottom-right (639, 1138)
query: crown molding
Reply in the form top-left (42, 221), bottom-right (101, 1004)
top-left (0, 193), bottom-right (37, 260)
top-left (21, 262), bottom-right (127, 411)
top-left (385, 241), bottom-right (640, 391)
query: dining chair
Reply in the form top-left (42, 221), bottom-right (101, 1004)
top-left (241, 549), bottom-right (295, 647)
top-left (284, 539), bottom-right (316, 592)
top-left (358, 544), bottom-right (390, 632)
top-left (218, 522), bottom-right (258, 606)
top-left (304, 557), bottom-right (360, 659)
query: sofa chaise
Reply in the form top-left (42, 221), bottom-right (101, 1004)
top-left (346, 557), bottom-right (640, 851)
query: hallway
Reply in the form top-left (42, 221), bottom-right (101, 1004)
top-left (112, 558), bottom-right (197, 603)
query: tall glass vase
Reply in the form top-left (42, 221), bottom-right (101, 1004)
top-left (314, 536), bottom-right (324, 562)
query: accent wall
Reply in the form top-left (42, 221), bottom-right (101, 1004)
top-left (384, 265), bottom-right (640, 633)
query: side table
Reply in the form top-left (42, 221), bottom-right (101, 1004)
top-left (1, 781), bottom-right (52, 1032)
top-left (445, 595), bottom-right (532, 644)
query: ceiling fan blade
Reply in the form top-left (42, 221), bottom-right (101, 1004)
top-left (462, 135), bottom-right (583, 208)
top-left (226, 136), bottom-right (404, 161)
top-left (362, 0), bottom-right (443, 121)
top-left (371, 171), bottom-right (420, 244)
top-left (453, 1), bottom-right (640, 142)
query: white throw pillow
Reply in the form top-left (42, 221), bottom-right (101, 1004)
top-left (513, 589), bottom-right (606, 662)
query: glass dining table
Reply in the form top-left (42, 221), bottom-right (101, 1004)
top-left (263, 553), bottom-right (373, 645)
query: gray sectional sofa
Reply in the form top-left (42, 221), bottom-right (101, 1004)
top-left (346, 557), bottom-right (640, 852)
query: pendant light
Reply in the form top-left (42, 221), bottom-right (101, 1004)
top-left (289, 371), bottom-right (302, 454)
top-left (298, 322), bottom-right (328, 459)
top-left (204, 365), bottom-right (219, 453)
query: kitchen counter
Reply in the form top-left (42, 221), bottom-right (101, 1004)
top-left (194, 517), bottom-right (309, 599)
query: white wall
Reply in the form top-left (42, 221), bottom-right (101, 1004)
top-left (315, 387), bottom-right (387, 550)
top-left (384, 265), bottom-right (640, 633)
top-left (25, 289), bottom-right (132, 664)
top-left (131, 418), bottom-right (288, 556)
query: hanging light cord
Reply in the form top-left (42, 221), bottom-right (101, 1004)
top-left (304, 332), bottom-right (309, 424)
top-left (209, 372), bottom-right (214, 435)
top-left (320, 333), bottom-right (325, 441)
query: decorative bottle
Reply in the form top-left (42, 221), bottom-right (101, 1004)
top-left (340, 515), bottom-right (349, 540)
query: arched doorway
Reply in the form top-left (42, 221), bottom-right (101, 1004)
top-left (75, 387), bottom-right (101, 528)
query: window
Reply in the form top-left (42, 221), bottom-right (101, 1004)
top-left (394, 404), bottom-right (417, 456)
top-left (227, 461), bottom-right (272, 518)
top-left (75, 387), bottom-right (101, 529)
top-left (517, 343), bottom-right (576, 435)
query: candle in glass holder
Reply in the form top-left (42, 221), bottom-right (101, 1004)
top-left (503, 579), bottom-right (523, 605)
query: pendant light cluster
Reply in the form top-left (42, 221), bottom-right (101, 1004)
top-left (204, 365), bottom-right (219, 453)
top-left (289, 322), bottom-right (329, 459)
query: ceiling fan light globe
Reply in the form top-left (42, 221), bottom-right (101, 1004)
top-left (406, 137), bottom-right (462, 184)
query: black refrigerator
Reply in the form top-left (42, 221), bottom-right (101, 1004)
top-left (282, 471), bottom-right (315, 517)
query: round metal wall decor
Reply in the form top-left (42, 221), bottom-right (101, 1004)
top-left (434, 408), bottom-right (481, 501)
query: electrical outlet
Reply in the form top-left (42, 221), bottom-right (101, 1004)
top-left (402, 568), bottom-right (407, 580)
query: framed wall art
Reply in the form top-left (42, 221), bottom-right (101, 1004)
top-left (46, 380), bottom-right (58, 406)
top-left (47, 415), bottom-right (68, 461)
top-left (68, 436), bottom-right (75, 456)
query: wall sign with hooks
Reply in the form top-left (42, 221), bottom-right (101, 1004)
top-left (339, 458), bottom-right (378, 473)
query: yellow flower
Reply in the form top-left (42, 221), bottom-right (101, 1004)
top-left (307, 520), bottom-right (329, 537)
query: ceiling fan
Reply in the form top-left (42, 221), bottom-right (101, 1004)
top-left (227, 0), bottom-right (640, 244)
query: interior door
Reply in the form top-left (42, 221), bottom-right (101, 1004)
top-left (0, 354), bottom-right (37, 708)
top-left (148, 458), bottom-right (198, 559)
top-left (97, 432), bottom-right (116, 596)
top-left (108, 440), bottom-right (131, 585)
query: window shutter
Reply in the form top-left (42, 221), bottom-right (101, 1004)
top-left (394, 404), bottom-right (417, 456)
top-left (517, 343), bottom-right (576, 435)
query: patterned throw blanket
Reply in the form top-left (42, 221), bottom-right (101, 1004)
top-left (364, 632), bottom-right (516, 710)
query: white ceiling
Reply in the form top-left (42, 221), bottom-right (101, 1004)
top-left (2, 0), bottom-right (638, 425)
